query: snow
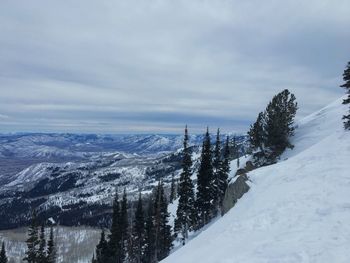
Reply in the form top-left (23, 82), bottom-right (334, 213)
top-left (163, 97), bottom-right (350, 263)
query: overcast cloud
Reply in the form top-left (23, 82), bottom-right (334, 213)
top-left (0, 0), bottom-right (349, 134)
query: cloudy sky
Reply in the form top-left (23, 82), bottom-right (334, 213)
top-left (0, 0), bottom-right (349, 134)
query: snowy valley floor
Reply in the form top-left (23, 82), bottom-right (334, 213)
top-left (163, 98), bottom-right (350, 263)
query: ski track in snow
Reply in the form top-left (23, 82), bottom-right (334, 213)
top-left (163, 97), bottom-right (350, 263)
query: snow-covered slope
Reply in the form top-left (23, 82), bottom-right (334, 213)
top-left (163, 97), bottom-right (350, 263)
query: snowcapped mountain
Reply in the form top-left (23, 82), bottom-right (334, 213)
top-left (0, 132), bottom-right (247, 230)
top-left (163, 97), bottom-right (350, 263)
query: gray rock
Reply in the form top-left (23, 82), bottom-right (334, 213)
top-left (222, 174), bottom-right (250, 215)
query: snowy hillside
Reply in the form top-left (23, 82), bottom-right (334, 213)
top-left (163, 97), bottom-right (350, 263)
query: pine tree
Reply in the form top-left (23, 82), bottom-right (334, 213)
top-left (119, 188), bottom-right (129, 262)
top-left (130, 193), bottom-right (145, 263)
top-left (153, 182), bottom-right (172, 261)
top-left (218, 136), bottom-right (230, 208)
top-left (212, 128), bottom-right (222, 216)
top-left (248, 90), bottom-right (297, 164)
top-left (46, 227), bottom-right (56, 263)
top-left (108, 189), bottom-right (121, 262)
top-left (174, 126), bottom-right (197, 245)
top-left (95, 230), bottom-right (108, 263)
top-left (169, 173), bottom-right (176, 203)
top-left (196, 127), bottom-right (214, 227)
top-left (341, 61), bottom-right (350, 130)
top-left (248, 112), bottom-right (266, 152)
top-left (0, 242), bottom-right (8, 263)
top-left (144, 198), bottom-right (156, 263)
top-left (265, 89), bottom-right (297, 159)
top-left (37, 224), bottom-right (46, 263)
top-left (24, 210), bottom-right (40, 263)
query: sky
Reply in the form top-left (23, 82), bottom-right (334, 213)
top-left (0, 0), bottom-right (349, 134)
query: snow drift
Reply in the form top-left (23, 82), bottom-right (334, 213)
top-left (163, 97), bottom-right (350, 263)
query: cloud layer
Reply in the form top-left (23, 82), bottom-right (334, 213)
top-left (0, 0), bottom-right (349, 134)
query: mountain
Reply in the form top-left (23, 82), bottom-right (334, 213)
top-left (163, 97), bottom-right (350, 263)
top-left (0, 132), bottom-right (247, 230)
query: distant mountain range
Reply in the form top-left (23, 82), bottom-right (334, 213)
top-left (0, 133), bottom-right (247, 230)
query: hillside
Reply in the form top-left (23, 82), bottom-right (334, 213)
top-left (163, 97), bottom-right (350, 263)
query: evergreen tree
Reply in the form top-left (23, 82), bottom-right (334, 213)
top-left (218, 136), bottom-right (230, 208)
top-left (196, 127), bottom-right (214, 227)
top-left (108, 190), bottom-right (121, 262)
top-left (153, 182), bottom-right (172, 261)
top-left (174, 126), bottom-right (197, 245)
top-left (95, 230), bottom-right (108, 263)
top-left (248, 90), bottom-right (297, 164)
top-left (130, 193), bottom-right (145, 263)
top-left (144, 199), bottom-right (156, 263)
top-left (24, 210), bottom-right (40, 263)
top-left (248, 112), bottom-right (266, 152)
top-left (341, 61), bottom-right (350, 130)
top-left (169, 173), bottom-right (176, 203)
top-left (46, 227), bottom-right (56, 263)
top-left (265, 89), bottom-right (297, 159)
top-left (119, 189), bottom-right (129, 262)
top-left (0, 242), bottom-right (8, 263)
top-left (37, 225), bottom-right (46, 263)
top-left (212, 128), bottom-right (222, 215)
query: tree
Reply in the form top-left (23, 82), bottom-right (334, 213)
top-left (169, 173), bottom-right (176, 203)
top-left (108, 190), bottom-right (121, 262)
top-left (341, 61), bottom-right (350, 130)
top-left (95, 230), bottom-right (108, 263)
top-left (46, 227), bottom-right (56, 263)
top-left (0, 242), bottom-right (8, 263)
top-left (130, 193), bottom-right (145, 263)
top-left (153, 182), bottom-right (172, 261)
top-left (24, 210), bottom-right (40, 263)
top-left (144, 198), bottom-right (156, 263)
top-left (119, 189), bottom-right (129, 262)
top-left (37, 225), bottom-right (46, 263)
top-left (196, 127), bottom-right (214, 227)
top-left (212, 128), bottom-right (222, 216)
top-left (174, 126), bottom-right (197, 245)
top-left (248, 112), bottom-right (266, 153)
top-left (248, 89), bottom-right (298, 164)
top-left (218, 136), bottom-right (230, 208)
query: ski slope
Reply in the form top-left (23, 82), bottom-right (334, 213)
top-left (163, 97), bottom-right (350, 263)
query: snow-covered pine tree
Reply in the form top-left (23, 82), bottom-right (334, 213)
top-left (212, 128), bottom-right (222, 216)
top-left (196, 127), bottom-right (214, 227)
top-left (37, 224), bottom-right (46, 263)
top-left (24, 210), bottom-right (40, 263)
top-left (130, 192), bottom-right (145, 263)
top-left (0, 242), bottom-right (8, 263)
top-left (174, 126), bottom-right (197, 245)
top-left (46, 227), bottom-right (56, 263)
top-left (341, 61), bottom-right (350, 130)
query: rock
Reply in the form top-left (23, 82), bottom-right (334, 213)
top-left (222, 174), bottom-right (250, 215)
top-left (245, 161), bottom-right (255, 172)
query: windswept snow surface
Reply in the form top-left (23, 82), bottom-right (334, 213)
top-left (163, 97), bottom-right (350, 263)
